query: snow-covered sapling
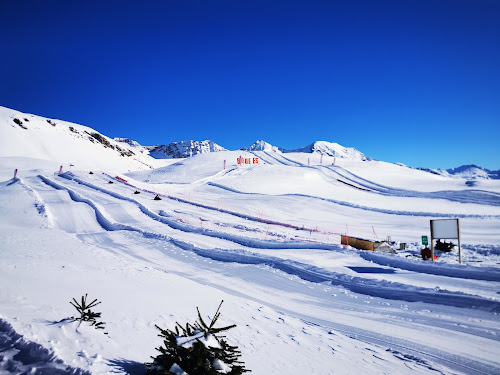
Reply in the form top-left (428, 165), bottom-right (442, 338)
top-left (70, 293), bottom-right (106, 331)
top-left (147, 300), bottom-right (249, 375)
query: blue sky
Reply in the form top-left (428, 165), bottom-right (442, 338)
top-left (1, 0), bottom-right (499, 169)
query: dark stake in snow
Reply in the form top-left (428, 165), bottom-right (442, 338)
top-left (146, 300), bottom-right (249, 375)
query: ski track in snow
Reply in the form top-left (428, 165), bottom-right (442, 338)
top-left (16, 174), bottom-right (500, 375)
top-left (1, 170), bottom-right (498, 375)
top-left (30, 173), bottom-right (500, 314)
top-left (247, 151), bottom-right (500, 207)
top-left (53, 173), bottom-right (334, 249)
top-left (207, 182), bottom-right (500, 219)
top-left (319, 165), bottom-right (500, 206)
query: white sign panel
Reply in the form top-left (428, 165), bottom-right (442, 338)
top-left (431, 219), bottom-right (459, 239)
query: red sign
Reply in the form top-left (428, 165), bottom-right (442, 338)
top-left (237, 157), bottom-right (259, 165)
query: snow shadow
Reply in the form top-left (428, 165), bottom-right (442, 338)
top-left (347, 266), bottom-right (396, 274)
top-left (107, 358), bottom-right (147, 375)
top-left (0, 318), bottom-right (90, 375)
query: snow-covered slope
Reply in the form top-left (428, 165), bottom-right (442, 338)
top-left (286, 140), bottom-right (368, 161)
top-left (1, 150), bottom-right (500, 375)
top-left (149, 140), bottom-right (226, 159)
top-left (0, 106), bottom-right (158, 172)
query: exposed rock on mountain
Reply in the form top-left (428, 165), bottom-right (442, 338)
top-left (148, 140), bottom-right (226, 159)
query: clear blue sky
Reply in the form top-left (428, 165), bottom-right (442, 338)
top-left (1, 0), bottom-right (499, 169)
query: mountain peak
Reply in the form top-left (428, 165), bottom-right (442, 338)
top-left (286, 141), bottom-right (368, 161)
top-left (247, 140), bottom-right (279, 152)
top-left (148, 140), bottom-right (226, 159)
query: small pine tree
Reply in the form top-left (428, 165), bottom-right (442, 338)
top-left (154, 194), bottom-right (162, 200)
top-left (147, 301), bottom-right (249, 375)
top-left (70, 293), bottom-right (106, 331)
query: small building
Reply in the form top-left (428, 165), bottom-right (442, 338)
top-left (341, 235), bottom-right (396, 254)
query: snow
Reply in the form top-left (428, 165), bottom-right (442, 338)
top-left (1, 106), bottom-right (500, 375)
top-left (149, 140), bottom-right (226, 159)
top-left (286, 140), bottom-right (368, 161)
top-left (247, 140), bottom-right (278, 152)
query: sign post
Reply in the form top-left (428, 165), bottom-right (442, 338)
top-left (430, 219), bottom-right (461, 263)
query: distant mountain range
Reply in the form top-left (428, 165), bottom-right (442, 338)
top-left (418, 165), bottom-right (500, 180)
top-left (147, 140), bottom-right (227, 159)
top-left (1, 105), bottom-right (497, 179)
top-left (142, 139), bottom-right (368, 161)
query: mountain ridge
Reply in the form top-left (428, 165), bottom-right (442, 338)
top-left (1, 105), bottom-right (497, 178)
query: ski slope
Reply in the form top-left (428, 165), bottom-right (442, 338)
top-left (1, 150), bottom-right (500, 375)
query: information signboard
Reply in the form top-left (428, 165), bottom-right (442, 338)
top-left (430, 219), bottom-right (461, 264)
top-left (431, 219), bottom-right (459, 239)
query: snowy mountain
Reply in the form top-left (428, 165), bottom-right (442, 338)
top-left (417, 164), bottom-right (500, 180)
top-left (285, 140), bottom-right (369, 161)
top-left (246, 140), bottom-right (279, 152)
top-left (148, 140), bottom-right (226, 159)
top-left (0, 106), bottom-right (157, 172)
top-left (3, 105), bottom-right (499, 182)
top-left (445, 165), bottom-right (500, 179)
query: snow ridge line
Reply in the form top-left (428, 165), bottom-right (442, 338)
top-left (207, 182), bottom-right (500, 219)
top-left (57, 173), bottom-right (338, 250)
top-left (321, 165), bottom-right (500, 206)
top-left (35, 175), bottom-right (500, 311)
